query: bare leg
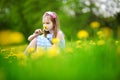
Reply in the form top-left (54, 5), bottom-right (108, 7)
top-left (24, 38), bottom-right (37, 54)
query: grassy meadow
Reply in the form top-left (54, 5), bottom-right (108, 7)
top-left (0, 21), bottom-right (120, 80)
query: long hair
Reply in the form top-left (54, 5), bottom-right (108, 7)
top-left (42, 11), bottom-right (60, 38)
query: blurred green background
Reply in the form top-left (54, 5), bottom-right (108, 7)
top-left (0, 0), bottom-right (120, 45)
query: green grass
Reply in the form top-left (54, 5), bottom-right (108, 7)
top-left (0, 40), bottom-right (120, 80)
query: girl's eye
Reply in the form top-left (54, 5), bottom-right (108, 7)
top-left (43, 22), bottom-right (49, 24)
top-left (46, 22), bottom-right (49, 24)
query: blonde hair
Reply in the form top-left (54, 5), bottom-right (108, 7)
top-left (42, 11), bottom-right (60, 38)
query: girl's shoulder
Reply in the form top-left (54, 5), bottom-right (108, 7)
top-left (57, 30), bottom-right (65, 40)
top-left (58, 30), bottom-right (64, 36)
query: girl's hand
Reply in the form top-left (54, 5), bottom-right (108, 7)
top-left (34, 29), bottom-right (43, 35)
top-left (28, 29), bottom-right (43, 41)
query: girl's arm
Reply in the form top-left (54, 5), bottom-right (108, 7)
top-left (28, 29), bottom-right (43, 41)
top-left (28, 33), bottom-right (38, 41)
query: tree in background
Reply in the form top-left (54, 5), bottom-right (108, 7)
top-left (61, 0), bottom-right (120, 39)
top-left (0, 0), bottom-right (62, 39)
top-left (0, 0), bottom-right (120, 42)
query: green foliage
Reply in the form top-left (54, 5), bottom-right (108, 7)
top-left (0, 0), bottom-right (120, 41)
top-left (59, 12), bottom-right (91, 41)
top-left (0, 39), bottom-right (120, 80)
top-left (0, 0), bottom-right (62, 39)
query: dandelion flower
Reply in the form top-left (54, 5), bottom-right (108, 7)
top-left (27, 47), bottom-right (35, 53)
top-left (52, 38), bottom-right (60, 44)
top-left (0, 30), bottom-right (11, 45)
top-left (90, 21), bottom-right (100, 29)
top-left (100, 27), bottom-right (112, 38)
top-left (47, 47), bottom-right (59, 57)
top-left (77, 30), bottom-right (89, 39)
top-left (9, 32), bottom-right (25, 44)
top-left (0, 30), bottom-right (25, 45)
top-left (97, 31), bottom-right (104, 39)
top-left (43, 26), bottom-right (48, 29)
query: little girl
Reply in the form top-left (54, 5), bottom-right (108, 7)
top-left (24, 11), bottom-right (65, 53)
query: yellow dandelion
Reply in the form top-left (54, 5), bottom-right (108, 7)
top-left (97, 40), bottom-right (105, 46)
top-left (27, 47), bottom-right (35, 53)
top-left (43, 26), bottom-right (48, 29)
top-left (97, 31), bottom-right (104, 39)
top-left (0, 30), bottom-right (11, 45)
top-left (90, 21), bottom-right (100, 29)
top-left (9, 32), bottom-right (25, 44)
top-left (52, 38), bottom-right (60, 44)
top-left (0, 30), bottom-right (25, 45)
top-left (97, 31), bottom-right (103, 35)
top-left (47, 47), bottom-right (59, 57)
top-left (7, 48), bottom-right (16, 57)
top-left (100, 27), bottom-right (112, 38)
top-left (77, 30), bottom-right (89, 39)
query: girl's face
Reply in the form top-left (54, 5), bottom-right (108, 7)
top-left (42, 16), bottom-right (53, 32)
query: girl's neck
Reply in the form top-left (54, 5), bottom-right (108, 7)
top-left (49, 29), bottom-right (53, 34)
